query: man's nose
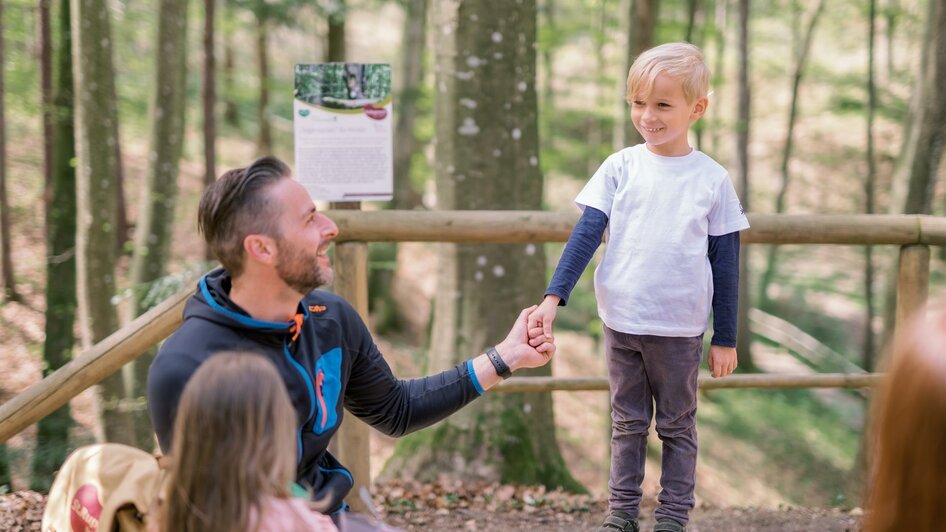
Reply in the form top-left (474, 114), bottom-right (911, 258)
top-left (319, 214), bottom-right (339, 240)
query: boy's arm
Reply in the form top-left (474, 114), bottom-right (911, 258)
top-left (528, 207), bottom-right (608, 341)
top-left (707, 232), bottom-right (740, 377)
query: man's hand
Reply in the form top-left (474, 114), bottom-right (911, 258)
top-left (498, 306), bottom-right (557, 371)
top-left (527, 295), bottom-right (560, 347)
top-left (708, 345), bottom-right (737, 378)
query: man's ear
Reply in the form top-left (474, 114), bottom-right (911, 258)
top-left (691, 96), bottom-right (709, 122)
top-left (243, 234), bottom-right (277, 265)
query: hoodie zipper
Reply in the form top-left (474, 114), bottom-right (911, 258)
top-left (283, 337), bottom-right (316, 464)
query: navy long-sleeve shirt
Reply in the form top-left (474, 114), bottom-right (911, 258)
top-left (546, 206), bottom-right (740, 347)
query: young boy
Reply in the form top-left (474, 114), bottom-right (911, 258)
top-left (527, 42), bottom-right (749, 532)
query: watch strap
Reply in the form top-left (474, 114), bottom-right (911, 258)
top-left (486, 346), bottom-right (512, 379)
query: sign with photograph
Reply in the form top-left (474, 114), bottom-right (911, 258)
top-left (294, 63), bottom-right (393, 201)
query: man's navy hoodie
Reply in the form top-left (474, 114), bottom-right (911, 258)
top-left (148, 268), bottom-right (484, 512)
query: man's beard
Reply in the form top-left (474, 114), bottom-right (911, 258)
top-left (275, 238), bottom-right (333, 295)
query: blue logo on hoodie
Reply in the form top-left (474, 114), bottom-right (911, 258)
top-left (313, 347), bottom-right (342, 434)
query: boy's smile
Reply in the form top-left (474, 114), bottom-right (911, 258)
top-left (630, 73), bottom-right (707, 157)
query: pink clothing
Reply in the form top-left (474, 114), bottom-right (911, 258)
top-left (250, 496), bottom-right (338, 532)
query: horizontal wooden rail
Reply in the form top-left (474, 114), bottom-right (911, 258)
top-left (491, 373), bottom-right (885, 393)
top-left (0, 286), bottom-right (192, 444)
top-left (327, 211), bottom-right (946, 246)
top-left (0, 212), bottom-right (938, 444)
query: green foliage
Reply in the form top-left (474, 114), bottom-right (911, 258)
top-left (699, 388), bottom-right (863, 507)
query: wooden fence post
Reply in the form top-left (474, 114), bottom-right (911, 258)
top-left (895, 244), bottom-right (930, 336)
top-left (328, 202), bottom-right (372, 512)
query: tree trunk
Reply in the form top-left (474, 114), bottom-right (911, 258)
top-left (540, 0), bottom-right (555, 124)
top-left (113, 119), bottom-right (128, 253)
top-left (72, 0), bottom-right (135, 445)
top-left (40, 0), bottom-right (53, 207)
top-left (896, 0), bottom-right (946, 216)
top-left (326, 0), bottom-right (346, 62)
top-left (203, 0), bottom-right (216, 260)
top-left (383, 0), bottom-right (583, 492)
top-left (32, 0), bottom-right (78, 491)
top-left (222, 0), bottom-right (239, 127)
top-left (759, 0), bottom-right (825, 308)
top-left (255, 11), bottom-right (271, 154)
top-left (863, 0), bottom-right (878, 371)
top-left (128, 0), bottom-right (190, 450)
top-left (684, 0), bottom-right (701, 44)
top-left (882, 0), bottom-right (946, 347)
top-left (734, 0), bottom-right (753, 371)
top-left (586, 0), bottom-right (607, 176)
top-left (392, 0), bottom-right (427, 210)
top-left (710, 0), bottom-right (728, 157)
top-left (621, 0), bottom-right (657, 148)
top-left (684, 0), bottom-right (705, 150)
top-left (0, 1), bottom-right (20, 303)
top-left (884, 0), bottom-right (897, 80)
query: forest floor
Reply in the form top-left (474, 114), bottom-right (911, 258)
top-left (0, 481), bottom-right (864, 531)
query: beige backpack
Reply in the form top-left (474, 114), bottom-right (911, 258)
top-left (42, 443), bottom-right (163, 532)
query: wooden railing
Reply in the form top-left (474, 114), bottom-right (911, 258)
top-left (0, 212), bottom-right (943, 503)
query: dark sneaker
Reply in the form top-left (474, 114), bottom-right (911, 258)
top-left (595, 510), bottom-right (640, 532)
top-left (653, 518), bottom-right (686, 532)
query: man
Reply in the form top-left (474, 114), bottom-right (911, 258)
top-left (147, 156), bottom-right (556, 514)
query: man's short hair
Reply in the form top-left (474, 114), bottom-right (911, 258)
top-left (198, 156), bottom-right (291, 276)
top-left (626, 42), bottom-right (711, 105)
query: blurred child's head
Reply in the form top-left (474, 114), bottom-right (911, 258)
top-left (626, 42), bottom-right (710, 105)
top-left (866, 306), bottom-right (946, 532)
top-left (161, 351), bottom-right (298, 532)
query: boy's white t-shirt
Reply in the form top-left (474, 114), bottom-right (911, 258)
top-left (575, 144), bottom-right (750, 337)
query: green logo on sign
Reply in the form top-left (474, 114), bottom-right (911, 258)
top-left (298, 109), bottom-right (310, 117)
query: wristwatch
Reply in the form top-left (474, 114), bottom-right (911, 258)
top-left (486, 346), bottom-right (512, 379)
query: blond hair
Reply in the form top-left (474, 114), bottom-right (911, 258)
top-left (160, 352), bottom-right (298, 532)
top-left (626, 42), bottom-right (710, 104)
top-left (865, 307), bottom-right (946, 532)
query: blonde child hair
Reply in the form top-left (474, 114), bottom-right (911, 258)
top-left (626, 42), bottom-right (711, 104)
top-left (159, 351), bottom-right (299, 532)
top-left (866, 307), bottom-right (946, 531)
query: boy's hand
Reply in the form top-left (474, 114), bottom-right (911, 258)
top-left (527, 295), bottom-right (560, 347)
top-left (708, 345), bottom-right (737, 378)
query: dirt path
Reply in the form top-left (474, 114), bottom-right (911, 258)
top-left (0, 488), bottom-right (863, 532)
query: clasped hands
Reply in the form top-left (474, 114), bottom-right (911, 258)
top-left (523, 294), bottom-right (738, 378)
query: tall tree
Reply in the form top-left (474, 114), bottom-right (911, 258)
top-left (863, 0), bottom-right (878, 371)
top-left (40, 0), bottom-right (53, 201)
top-left (72, 0), bottom-right (135, 444)
top-left (684, 0), bottom-right (702, 44)
top-left (128, 0), bottom-right (190, 449)
top-left (392, 0), bottom-right (427, 210)
top-left (203, 0), bottom-right (217, 261)
top-left (33, 0), bottom-right (78, 489)
top-left (0, 0), bottom-right (20, 303)
top-left (254, 7), bottom-right (271, 153)
top-left (894, 0), bottom-right (946, 216)
top-left (758, 0), bottom-right (826, 307)
top-left (883, 0), bottom-right (898, 80)
top-left (709, 0), bottom-right (727, 157)
top-left (222, 0), bottom-right (240, 127)
top-left (384, 0), bottom-right (582, 491)
top-left (326, 0), bottom-right (345, 61)
top-left (684, 0), bottom-right (705, 149)
top-left (620, 0), bottom-right (657, 148)
top-left (733, 0), bottom-right (753, 371)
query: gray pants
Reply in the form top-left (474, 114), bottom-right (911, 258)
top-left (604, 326), bottom-right (702, 525)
